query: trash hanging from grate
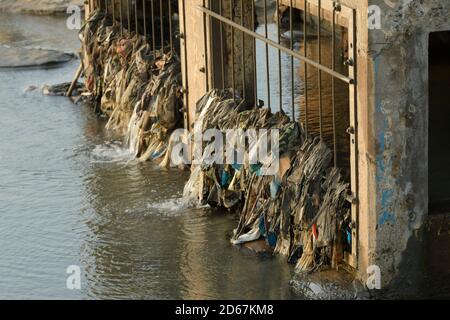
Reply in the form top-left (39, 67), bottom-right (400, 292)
top-left (79, 9), bottom-right (183, 162)
top-left (181, 89), bottom-right (353, 273)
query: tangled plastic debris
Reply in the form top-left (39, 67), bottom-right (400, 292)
top-left (79, 9), bottom-right (182, 161)
top-left (183, 89), bottom-right (352, 273)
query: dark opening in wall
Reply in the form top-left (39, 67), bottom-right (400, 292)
top-left (428, 31), bottom-right (450, 215)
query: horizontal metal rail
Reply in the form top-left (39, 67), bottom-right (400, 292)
top-left (197, 5), bottom-right (354, 84)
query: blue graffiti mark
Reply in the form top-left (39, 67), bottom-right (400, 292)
top-left (374, 56), bottom-right (396, 226)
top-left (379, 211), bottom-right (397, 226)
top-left (381, 189), bottom-right (394, 207)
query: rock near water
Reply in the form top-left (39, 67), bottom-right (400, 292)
top-left (0, 0), bottom-right (84, 15)
top-left (0, 45), bottom-right (75, 68)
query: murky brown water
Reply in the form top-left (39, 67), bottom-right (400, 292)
top-left (0, 13), bottom-right (298, 300)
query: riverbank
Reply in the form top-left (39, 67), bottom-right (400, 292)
top-left (0, 0), bottom-right (83, 15)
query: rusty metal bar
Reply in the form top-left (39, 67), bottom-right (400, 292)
top-left (196, 6), bottom-right (353, 84)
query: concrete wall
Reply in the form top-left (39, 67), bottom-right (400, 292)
top-left (366, 0), bottom-right (450, 293)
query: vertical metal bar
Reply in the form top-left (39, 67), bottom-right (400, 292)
top-left (169, 0), bottom-right (173, 51)
top-left (220, 0), bottom-right (226, 89)
top-left (135, 0), bottom-right (138, 34)
top-left (127, 0), bottom-right (131, 32)
top-left (143, 0), bottom-right (147, 38)
top-left (303, 0), bottom-right (308, 135)
top-left (264, 0), bottom-right (271, 112)
top-left (318, 0), bottom-right (323, 140)
top-left (332, 4), bottom-right (337, 167)
top-left (240, 0), bottom-right (246, 102)
top-left (202, 0), bottom-right (210, 91)
top-left (231, 0), bottom-right (236, 100)
top-left (251, 0), bottom-right (257, 104)
top-left (112, 0), bottom-right (116, 25)
top-left (290, 0), bottom-right (295, 120)
top-left (120, 0), bottom-right (123, 35)
top-left (160, 0), bottom-right (164, 51)
top-left (151, 0), bottom-right (156, 51)
top-left (104, 0), bottom-right (108, 14)
top-left (180, 0), bottom-right (190, 130)
top-left (276, 0), bottom-right (282, 113)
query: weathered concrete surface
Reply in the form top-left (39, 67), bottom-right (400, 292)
top-left (0, 0), bottom-right (83, 15)
top-left (0, 45), bottom-right (75, 68)
top-left (365, 0), bottom-right (450, 294)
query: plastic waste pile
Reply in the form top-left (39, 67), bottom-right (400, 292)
top-left (183, 89), bottom-right (352, 273)
top-left (79, 9), bottom-right (182, 162)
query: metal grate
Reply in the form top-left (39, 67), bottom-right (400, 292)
top-left (91, 0), bottom-right (179, 54)
top-left (199, 0), bottom-right (359, 267)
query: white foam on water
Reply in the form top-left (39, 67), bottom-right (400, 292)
top-left (90, 142), bottom-right (135, 164)
top-left (146, 198), bottom-right (188, 215)
top-left (146, 197), bottom-right (210, 216)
